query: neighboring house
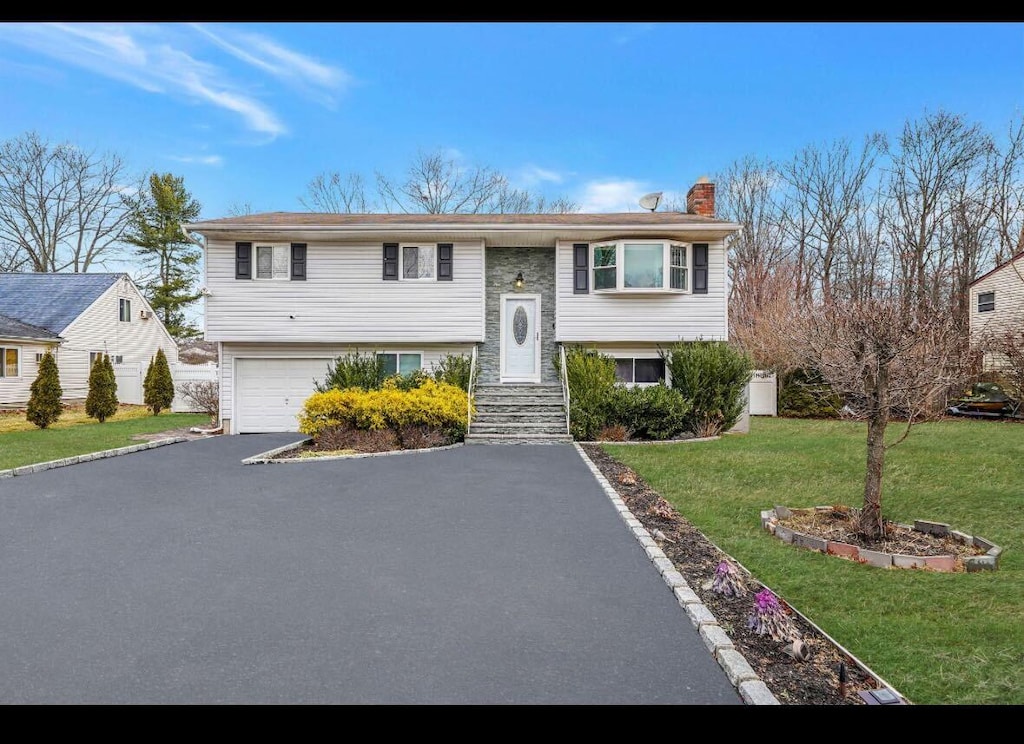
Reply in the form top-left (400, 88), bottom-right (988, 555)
top-left (185, 178), bottom-right (743, 434)
top-left (0, 313), bottom-right (63, 408)
top-left (0, 273), bottom-right (179, 406)
top-left (968, 250), bottom-right (1024, 371)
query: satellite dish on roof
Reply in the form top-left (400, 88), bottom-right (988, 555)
top-left (639, 192), bottom-right (663, 212)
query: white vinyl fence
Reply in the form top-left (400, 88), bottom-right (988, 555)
top-left (113, 361), bottom-right (218, 413)
top-left (748, 370), bottom-right (778, 416)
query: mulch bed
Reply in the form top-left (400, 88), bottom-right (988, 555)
top-left (580, 443), bottom-right (894, 706)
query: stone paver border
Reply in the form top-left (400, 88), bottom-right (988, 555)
top-left (573, 443), bottom-right (914, 706)
top-left (242, 437), bottom-right (464, 465)
top-left (0, 437), bottom-right (191, 479)
top-left (762, 505), bottom-right (1003, 573)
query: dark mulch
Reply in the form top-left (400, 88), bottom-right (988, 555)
top-left (580, 443), bottom-right (897, 706)
top-left (275, 424), bottom-right (455, 457)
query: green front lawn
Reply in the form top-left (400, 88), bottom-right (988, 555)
top-left (602, 417), bottom-right (1024, 706)
top-left (0, 412), bottom-right (210, 470)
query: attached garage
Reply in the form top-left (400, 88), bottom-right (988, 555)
top-left (234, 357), bottom-right (333, 433)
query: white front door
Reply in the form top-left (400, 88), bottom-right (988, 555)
top-left (500, 294), bottom-right (541, 383)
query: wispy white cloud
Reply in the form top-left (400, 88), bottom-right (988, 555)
top-left (167, 154), bottom-right (224, 166)
top-left (612, 23), bottom-right (656, 46)
top-left (576, 179), bottom-right (652, 212)
top-left (516, 164), bottom-right (565, 187)
top-left (0, 22), bottom-right (291, 138)
top-left (190, 24), bottom-right (352, 107)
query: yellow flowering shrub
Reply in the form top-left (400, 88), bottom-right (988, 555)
top-left (298, 379), bottom-right (473, 441)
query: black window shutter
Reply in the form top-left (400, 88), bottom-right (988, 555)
top-left (693, 243), bottom-right (709, 294)
top-left (235, 242), bottom-right (252, 280)
top-left (573, 243), bottom-right (589, 294)
top-left (290, 243), bottom-right (307, 280)
top-left (383, 243), bottom-right (398, 280)
top-left (437, 243), bottom-right (453, 281)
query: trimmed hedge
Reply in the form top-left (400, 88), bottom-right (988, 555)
top-left (298, 378), bottom-right (472, 443)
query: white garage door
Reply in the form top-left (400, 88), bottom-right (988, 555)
top-left (235, 358), bottom-right (333, 433)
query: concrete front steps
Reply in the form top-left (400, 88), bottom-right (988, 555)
top-left (465, 383), bottom-right (572, 444)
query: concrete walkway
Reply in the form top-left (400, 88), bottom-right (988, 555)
top-left (0, 435), bottom-right (742, 704)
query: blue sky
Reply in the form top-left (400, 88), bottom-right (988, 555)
top-left (1, 21), bottom-right (1022, 219)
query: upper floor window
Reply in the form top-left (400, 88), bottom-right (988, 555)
top-left (256, 244), bottom-right (291, 280)
top-left (0, 346), bottom-right (19, 378)
top-left (119, 298), bottom-right (132, 322)
top-left (401, 245), bottom-right (435, 280)
top-left (978, 291), bottom-right (995, 313)
top-left (593, 240), bottom-right (690, 293)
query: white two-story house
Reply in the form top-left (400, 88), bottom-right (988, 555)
top-left (186, 178), bottom-right (742, 434)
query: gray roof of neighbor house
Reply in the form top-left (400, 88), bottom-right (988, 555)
top-left (0, 313), bottom-right (62, 341)
top-left (0, 273), bottom-right (123, 334)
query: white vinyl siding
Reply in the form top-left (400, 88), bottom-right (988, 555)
top-left (57, 277), bottom-right (178, 400)
top-left (206, 240), bottom-right (485, 343)
top-left (0, 340), bottom-right (56, 407)
top-left (556, 240), bottom-right (728, 342)
top-left (969, 256), bottom-right (1024, 342)
top-left (969, 256), bottom-right (1024, 373)
top-left (219, 342), bottom-right (475, 431)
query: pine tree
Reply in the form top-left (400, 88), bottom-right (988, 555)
top-left (143, 348), bottom-right (175, 415)
top-left (26, 350), bottom-right (63, 429)
top-left (122, 173), bottom-right (203, 339)
top-left (85, 353), bottom-right (118, 422)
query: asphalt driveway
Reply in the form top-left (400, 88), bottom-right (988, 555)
top-left (0, 435), bottom-right (742, 704)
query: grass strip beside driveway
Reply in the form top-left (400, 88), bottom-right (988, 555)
top-left (602, 417), bottom-right (1024, 706)
top-left (0, 413), bottom-right (210, 471)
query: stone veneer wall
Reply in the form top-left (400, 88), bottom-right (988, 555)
top-left (479, 246), bottom-right (558, 384)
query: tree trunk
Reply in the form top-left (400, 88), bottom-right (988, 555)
top-left (856, 358), bottom-right (888, 540)
top-left (860, 410), bottom-right (887, 539)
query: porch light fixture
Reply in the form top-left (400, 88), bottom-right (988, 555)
top-left (514, 271), bottom-right (525, 290)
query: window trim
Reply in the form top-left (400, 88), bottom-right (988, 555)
top-left (398, 243), bottom-right (437, 281)
top-left (376, 351), bottom-right (424, 376)
top-left (592, 239), bottom-right (691, 294)
top-left (977, 291), bottom-right (995, 313)
top-left (1, 345), bottom-right (21, 378)
top-left (255, 244), bottom-right (292, 281)
top-left (119, 297), bottom-right (132, 322)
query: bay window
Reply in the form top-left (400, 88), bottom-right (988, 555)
top-left (593, 240), bottom-right (690, 293)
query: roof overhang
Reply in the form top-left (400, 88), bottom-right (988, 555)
top-left (184, 220), bottom-right (743, 246)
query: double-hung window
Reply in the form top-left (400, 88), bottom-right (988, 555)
top-left (977, 291), bottom-right (995, 313)
top-left (593, 240), bottom-right (690, 293)
top-left (0, 346), bottom-right (19, 378)
top-left (119, 298), bottom-right (132, 322)
top-left (401, 245), bottom-right (436, 280)
top-left (256, 244), bottom-right (291, 280)
top-left (377, 352), bottom-right (423, 376)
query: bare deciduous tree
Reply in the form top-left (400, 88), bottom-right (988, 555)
top-left (178, 379), bottom-right (219, 424)
top-left (780, 134), bottom-right (884, 304)
top-left (791, 297), bottom-right (972, 538)
top-left (375, 149), bottom-right (505, 214)
top-left (885, 111), bottom-right (993, 317)
top-left (300, 171), bottom-right (371, 213)
top-left (0, 130), bottom-right (136, 272)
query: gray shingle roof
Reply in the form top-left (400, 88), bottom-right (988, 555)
top-left (0, 313), bottom-right (62, 341)
top-left (0, 273), bottom-right (123, 333)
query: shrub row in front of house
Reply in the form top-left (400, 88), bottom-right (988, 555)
top-left (556, 342), bottom-right (753, 441)
top-left (297, 352), bottom-right (474, 449)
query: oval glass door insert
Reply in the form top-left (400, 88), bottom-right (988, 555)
top-left (513, 305), bottom-right (529, 345)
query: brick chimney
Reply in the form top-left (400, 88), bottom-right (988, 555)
top-left (686, 176), bottom-right (715, 217)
